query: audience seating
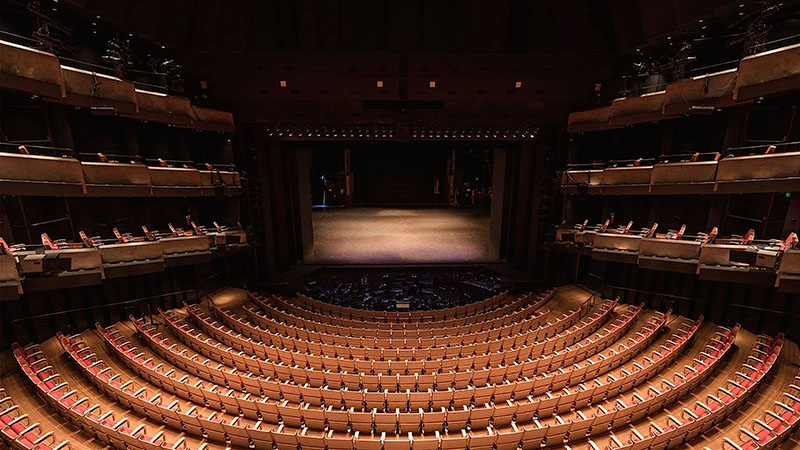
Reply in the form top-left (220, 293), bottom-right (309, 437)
top-left (555, 218), bottom-right (798, 283)
top-left (567, 43), bottom-right (800, 131)
top-left (0, 144), bottom-right (85, 196)
top-left (5, 285), bottom-right (796, 450)
top-left (601, 332), bottom-right (782, 449)
top-left (0, 40), bottom-right (234, 131)
top-left (0, 388), bottom-right (71, 450)
top-left (290, 290), bottom-right (519, 323)
top-left (720, 370), bottom-right (800, 449)
top-left (0, 144), bottom-right (241, 198)
top-left (12, 342), bottom-right (196, 450)
top-left (561, 143), bottom-right (799, 195)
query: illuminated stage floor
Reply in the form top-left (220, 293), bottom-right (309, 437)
top-left (311, 207), bottom-right (491, 263)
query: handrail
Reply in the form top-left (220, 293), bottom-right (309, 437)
top-left (77, 152), bottom-right (144, 163)
top-left (654, 152), bottom-right (721, 164)
top-left (724, 141), bottom-right (800, 155)
top-left (606, 158), bottom-right (657, 167)
top-left (0, 142), bottom-right (76, 158)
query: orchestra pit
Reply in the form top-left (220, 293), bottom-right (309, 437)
top-left (2, 1), bottom-right (800, 449)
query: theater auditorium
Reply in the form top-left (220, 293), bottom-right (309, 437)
top-left (0, 1), bottom-right (799, 449)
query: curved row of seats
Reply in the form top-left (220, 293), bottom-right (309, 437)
top-left (36, 305), bottom-right (733, 449)
top-left (117, 302), bottom-right (641, 401)
top-left (8, 287), bottom-right (794, 450)
top-left (602, 333), bottom-right (783, 449)
top-left (721, 370), bottom-right (800, 450)
top-left (0, 388), bottom-right (71, 450)
top-left (101, 309), bottom-right (695, 436)
top-left (286, 291), bottom-right (517, 323)
top-left (255, 291), bottom-right (547, 330)
top-left (174, 300), bottom-right (616, 389)
top-left (12, 342), bottom-right (197, 450)
top-left (207, 298), bottom-right (619, 375)
top-left (196, 296), bottom-right (594, 361)
top-left (122, 308), bottom-right (682, 428)
top-left (247, 291), bottom-right (556, 340)
top-left (245, 292), bottom-right (554, 343)
top-left (148, 298), bottom-right (700, 418)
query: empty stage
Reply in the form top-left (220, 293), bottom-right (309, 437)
top-left (311, 207), bottom-right (491, 263)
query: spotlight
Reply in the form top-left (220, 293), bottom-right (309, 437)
top-left (376, 81), bottom-right (383, 87)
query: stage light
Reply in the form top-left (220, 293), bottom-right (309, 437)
top-left (429, 81), bottom-right (436, 88)
top-left (377, 81), bottom-right (383, 87)
top-left (515, 81), bottom-right (522, 88)
top-left (280, 80), bottom-right (287, 87)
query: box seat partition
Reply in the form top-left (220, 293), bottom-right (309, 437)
top-left (777, 248), bottom-right (800, 293)
top-left (609, 90), bottom-right (667, 127)
top-left (0, 143), bottom-right (85, 196)
top-left (715, 142), bottom-right (800, 192)
top-left (599, 158), bottom-right (655, 186)
top-left (698, 236), bottom-right (788, 284)
top-left (638, 237), bottom-right (704, 273)
top-left (60, 66), bottom-right (138, 114)
top-left (733, 42), bottom-right (800, 101)
top-left (0, 40), bottom-right (65, 99)
top-left (78, 153), bottom-right (152, 196)
top-left (663, 68), bottom-right (739, 115)
top-left (649, 152), bottom-right (721, 193)
top-left (97, 241), bottom-right (165, 278)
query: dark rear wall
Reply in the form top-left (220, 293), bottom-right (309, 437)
top-left (351, 143), bottom-right (449, 205)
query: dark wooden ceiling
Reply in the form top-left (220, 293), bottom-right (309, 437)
top-left (55, 0), bottom-right (759, 126)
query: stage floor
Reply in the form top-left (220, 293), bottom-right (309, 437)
top-left (311, 207), bottom-right (492, 263)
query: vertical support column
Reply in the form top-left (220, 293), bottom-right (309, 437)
top-left (488, 149), bottom-right (507, 260)
top-left (526, 139), bottom-right (547, 273)
top-left (722, 107), bottom-right (747, 149)
top-left (252, 131), bottom-right (277, 279)
top-left (123, 120), bottom-right (140, 156)
top-left (267, 141), bottom-right (291, 272)
top-left (511, 143), bottom-right (534, 269)
top-left (46, 104), bottom-right (74, 148)
top-left (782, 195), bottom-right (799, 238)
top-left (295, 148), bottom-right (314, 261)
top-left (344, 148), bottom-right (354, 205)
top-left (0, 197), bottom-right (15, 242)
top-left (707, 196), bottom-right (728, 232)
top-left (562, 135), bottom-right (578, 225)
top-left (449, 148), bottom-right (457, 206)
